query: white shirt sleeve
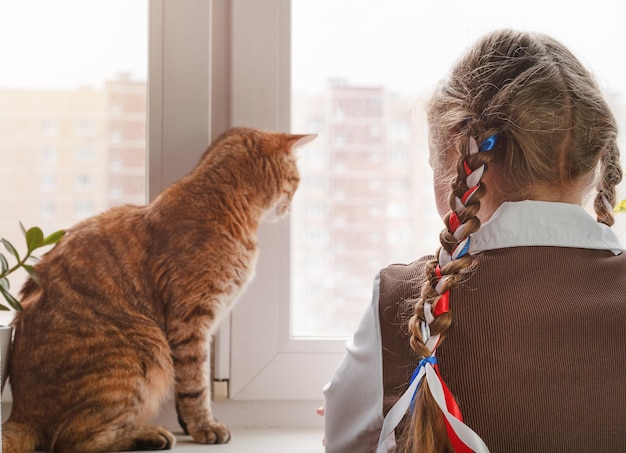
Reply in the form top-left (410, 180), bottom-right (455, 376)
top-left (323, 273), bottom-right (384, 453)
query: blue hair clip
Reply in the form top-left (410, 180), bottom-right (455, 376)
top-left (479, 134), bottom-right (498, 151)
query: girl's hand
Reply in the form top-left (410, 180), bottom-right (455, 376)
top-left (317, 406), bottom-right (325, 446)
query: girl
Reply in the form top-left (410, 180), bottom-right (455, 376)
top-left (323, 29), bottom-right (625, 452)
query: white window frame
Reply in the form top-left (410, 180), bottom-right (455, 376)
top-left (148, 0), bottom-right (211, 200)
top-left (149, 0), bottom-right (344, 427)
top-left (226, 0), bottom-right (345, 403)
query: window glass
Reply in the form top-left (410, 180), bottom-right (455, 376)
top-left (0, 0), bottom-right (147, 321)
top-left (290, 0), bottom-right (626, 338)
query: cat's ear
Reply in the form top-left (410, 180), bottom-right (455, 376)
top-left (286, 133), bottom-right (317, 151)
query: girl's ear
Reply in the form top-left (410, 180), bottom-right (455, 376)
top-left (287, 133), bottom-right (317, 151)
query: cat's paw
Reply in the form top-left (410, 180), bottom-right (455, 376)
top-left (188, 421), bottom-right (231, 444)
top-left (131, 426), bottom-right (176, 450)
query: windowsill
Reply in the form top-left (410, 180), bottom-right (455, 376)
top-left (2, 401), bottom-right (326, 452)
top-left (156, 429), bottom-right (324, 453)
top-left (3, 429), bottom-right (324, 453)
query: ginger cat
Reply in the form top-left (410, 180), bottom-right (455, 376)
top-left (3, 127), bottom-right (315, 453)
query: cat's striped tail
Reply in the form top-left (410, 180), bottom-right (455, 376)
top-left (2, 421), bottom-right (39, 453)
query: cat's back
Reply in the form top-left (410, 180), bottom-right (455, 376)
top-left (18, 206), bottom-right (154, 317)
top-left (50, 204), bottom-right (149, 261)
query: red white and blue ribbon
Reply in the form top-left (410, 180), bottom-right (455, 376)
top-left (376, 355), bottom-right (489, 453)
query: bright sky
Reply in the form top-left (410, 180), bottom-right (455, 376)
top-left (292, 0), bottom-right (626, 97)
top-left (0, 0), bottom-right (147, 89)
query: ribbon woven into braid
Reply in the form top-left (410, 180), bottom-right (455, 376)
top-left (377, 134), bottom-right (497, 453)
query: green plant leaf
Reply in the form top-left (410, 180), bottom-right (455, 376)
top-left (0, 253), bottom-right (7, 274)
top-left (0, 277), bottom-right (9, 291)
top-left (1, 238), bottom-right (20, 261)
top-left (23, 264), bottom-right (40, 284)
top-left (42, 229), bottom-right (66, 247)
top-left (23, 264), bottom-right (40, 286)
top-left (0, 285), bottom-right (22, 311)
top-left (0, 304), bottom-right (10, 311)
top-left (615, 199), bottom-right (626, 214)
top-left (25, 226), bottom-right (45, 253)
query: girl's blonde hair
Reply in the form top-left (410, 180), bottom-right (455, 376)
top-left (404, 29), bottom-right (622, 451)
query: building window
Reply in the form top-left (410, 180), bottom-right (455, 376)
top-left (74, 199), bottom-right (95, 219)
top-left (41, 119), bottom-right (58, 137)
top-left (40, 200), bottom-right (56, 219)
top-left (110, 131), bottom-right (123, 144)
top-left (75, 146), bottom-right (95, 162)
top-left (74, 119), bottom-right (95, 137)
top-left (74, 174), bottom-right (94, 191)
top-left (40, 174), bottom-right (57, 192)
top-left (41, 146), bottom-right (57, 163)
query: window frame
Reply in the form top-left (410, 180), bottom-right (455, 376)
top-left (226, 0), bottom-right (346, 403)
top-left (149, 0), bottom-right (339, 427)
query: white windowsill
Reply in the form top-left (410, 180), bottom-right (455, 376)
top-left (2, 429), bottom-right (324, 453)
top-left (154, 429), bottom-right (324, 453)
top-left (2, 401), bottom-right (326, 453)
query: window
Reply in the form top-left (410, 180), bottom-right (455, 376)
top-left (40, 200), bottom-right (56, 219)
top-left (227, 0), bottom-right (626, 417)
top-left (41, 119), bottom-right (58, 137)
top-left (73, 119), bottom-right (95, 137)
top-left (0, 0), bottom-right (216, 424)
top-left (74, 175), bottom-right (94, 192)
top-left (0, 0), bottom-right (148, 320)
top-left (110, 131), bottom-right (123, 144)
top-left (40, 174), bottom-right (57, 192)
top-left (74, 200), bottom-right (95, 219)
top-left (289, 0), bottom-right (626, 340)
top-left (41, 147), bottom-right (57, 164)
top-left (290, 0), bottom-right (439, 338)
top-left (75, 146), bottom-right (95, 162)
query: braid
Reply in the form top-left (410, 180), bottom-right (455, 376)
top-left (594, 141), bottom-right (623, 226)
top-left (405, 131), bottom-right (497, 452)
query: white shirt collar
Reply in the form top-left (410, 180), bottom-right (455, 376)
top-left (469, 200), bottom-right (625, 255)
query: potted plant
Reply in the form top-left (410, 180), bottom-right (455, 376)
top-left (0, 224), bottom-right (65, 390)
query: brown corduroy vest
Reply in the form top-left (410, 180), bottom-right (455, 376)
top-left (378, 247), bottom-right (626, 453)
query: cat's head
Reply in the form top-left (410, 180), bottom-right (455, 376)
top-left (260, 131), bottom-right (316, 222)
top-left (200, 127), bottom-right (316, 221)
top-left (257, 129), bottom-right (316, 222)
